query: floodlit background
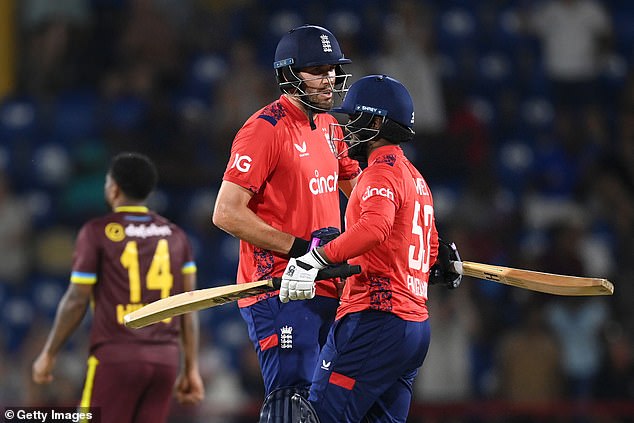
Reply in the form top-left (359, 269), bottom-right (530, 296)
top-left (0, 0), bottom-right (633, 421)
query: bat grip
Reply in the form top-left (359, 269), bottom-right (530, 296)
top-left (450, 260), bottom-right (464, 275)
top-left (271, 264), bottom-right (362, 290)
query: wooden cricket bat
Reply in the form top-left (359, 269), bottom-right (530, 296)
top-left (124, 264), bottom-right (361, 329)
top-left (451, 261), bottom-right (614, 296)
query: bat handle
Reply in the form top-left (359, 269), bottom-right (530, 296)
top-left (450, 260), bottom-right (464, 275)
top-left (316, 264), bottom-right (362, 280)
top-left (271, 264), bottom-right (362, 290)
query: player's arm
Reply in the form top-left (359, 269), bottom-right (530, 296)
top-left (212, 180), bottom-right (298, 255)
top-left (175, 271), bottom-right (205, 404)
top-left (338, 176), bottom-right (358, 198)
top-left (32, 283), bottom-right (92, 384)
top-left (322, 194), bottom-right (395, 263)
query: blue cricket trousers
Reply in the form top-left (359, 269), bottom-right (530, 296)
top-left (309, 310), bottom-right (431, 423)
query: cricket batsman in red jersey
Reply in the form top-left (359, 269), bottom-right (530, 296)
top-left (280, 75), bottom-right (463, 422)
top-left (33, 153), bottom-right (204, 423)
top-left (212, 25), bottom-right (360, 421)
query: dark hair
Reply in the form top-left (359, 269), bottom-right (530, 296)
top-left (109, 152), bottom-right (158, 201)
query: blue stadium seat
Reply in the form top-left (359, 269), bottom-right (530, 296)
top-left (182, 54), bottom-right (228, 103)
top-left (475, 51), bottom-right (514, 94)
top-left (436, 7), bottom-right (479, 53)
top-left (495, 139), bottom-right (535, 192)
top-left (2, 295), bottom-right (35, 352)
top-left (0, 96), bottom-right (39, 142)
top-left (104, 95), bottom-right (148, 132)
top-left (31, 143), bottom-right (72, 188)
top-left (31, 277), bottom-right (66, 319)
top-left (519, 96), bottom-right (555, 134)
top-left (50, 90), bottom-right (100, 143)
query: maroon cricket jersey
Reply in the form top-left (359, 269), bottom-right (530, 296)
top-left (70, 206), bottom-right (197, 365)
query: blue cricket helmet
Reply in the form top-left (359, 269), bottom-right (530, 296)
top-left (332, 75), bottom-right (415, 129)
top-left (274, 24), bottom-right (351, 70)
top-left (273, 25), bottom-right (352, 110)
top-left (330, 75), bottom-right (415, 160)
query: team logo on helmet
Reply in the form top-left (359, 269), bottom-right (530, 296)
top-left (320, 34), bottom-right (332, 53)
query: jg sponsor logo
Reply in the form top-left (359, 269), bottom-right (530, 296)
top-left (230, 153), bottom-right (252, 172)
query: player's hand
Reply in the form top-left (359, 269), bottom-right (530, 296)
top-left (175, 369), bottom-right (205, 405)
top-left (289, 227), bottom-right (340, 257)
top-left (279, 249), bottom-right (329, 303)
top-left (429, 239), bottom-right (462, 289)
top-left (309, 227), bottom-right (340, 249)
top-left (32, 351), bottom-right (56, 384)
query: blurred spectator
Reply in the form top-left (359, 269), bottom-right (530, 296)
top-left (18, 0), bottom-right (92, 96)
top-left (524, 0), bottom-right (613, 115)
top-left (432, 83), bottom-right (492, 183)
top-left (415, 288), bottom-right (474, 402)
top-left (596, 323), bottom-right (634, 401)
top-left (377, 0), bottom-right (446, 139)
top-left (496, 300), bottom-right (562, 402)
top-left (212, 39), bottom-right (276, 139)
top-left (0, 170), bottom-right (32, 286)
top-left (547, 297), bottom-right (609, 399)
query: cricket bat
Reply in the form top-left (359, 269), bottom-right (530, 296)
top-left (451, 261), bottom-right (614, 296)
top-left (124, 264), bottom-right (361, 329)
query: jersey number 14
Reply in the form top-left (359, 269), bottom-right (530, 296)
top-left (120, 239), bottom-right (174, 303)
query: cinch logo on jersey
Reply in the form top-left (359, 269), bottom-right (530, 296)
top-left (309, 170), bottom-right (338, 195)
top-left (230, 153), bottom-right (252, 172)
top-left (362, 186), bottom-right (394, 201)
top-left (125, 223), bottom-right (172, 238)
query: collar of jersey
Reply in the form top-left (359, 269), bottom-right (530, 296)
top-left (280, 95), bottom-right (314, 122)
top-left (368, 144), bottom-right (403, 163)
top-left (114, 206), bottom-right (149, 213)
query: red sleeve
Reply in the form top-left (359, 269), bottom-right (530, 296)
top-left (325, 202), bottom-right (395, 262)
top-left (222, 117), bottom-right (279, 194)
top-left (324, 166), bottom-right (399, 262)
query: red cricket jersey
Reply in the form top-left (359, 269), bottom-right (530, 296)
top-left (324, 145), bottom-right (438, 322)
top-left (70, 206), bottom-right (197, 364)
top-left (222, 95), bottom-right (361, 307)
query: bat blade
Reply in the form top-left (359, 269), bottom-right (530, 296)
top-left (124, 264), bottom-right (363, 329)
top-left (452, 261), bottom-right (614, 296)
top-left (123, 279), bottom-right (275, 329)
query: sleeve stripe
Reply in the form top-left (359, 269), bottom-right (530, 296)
top-left (71, 272), bottom-right (97, 285)
top-left (182, 262), bottom-right (197, 274)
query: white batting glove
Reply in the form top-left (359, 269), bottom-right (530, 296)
top-left (279, 249), bottom-right (329, 303)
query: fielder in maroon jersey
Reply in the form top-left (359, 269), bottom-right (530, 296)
top-left (33, 152), bottom-right (204, 423)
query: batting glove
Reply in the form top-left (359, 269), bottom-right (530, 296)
top-left (279, 249), bottom-right (330, 303)
top-left (429, 239), bottom-right (462, 289)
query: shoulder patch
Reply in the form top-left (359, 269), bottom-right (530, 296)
top-left (373, 154), bottom-right (397, 166)
top-left (257, 101), bottom-right (286, 126)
